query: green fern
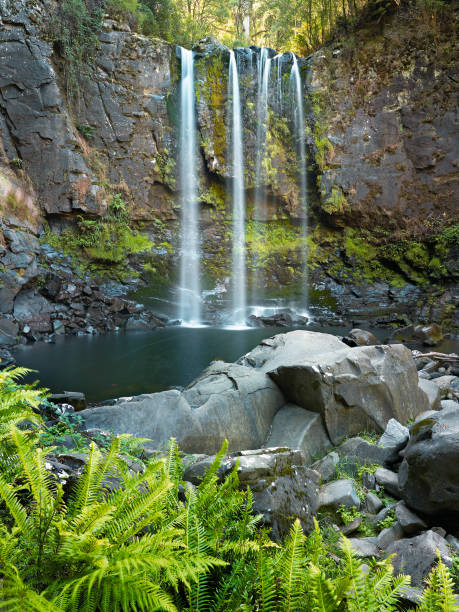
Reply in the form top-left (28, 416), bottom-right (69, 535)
top-left (0, 367), bottom-right (45, 438)
top-left (0, 428), bottom-right (221, 611)
top-left (417, 555), bottom-right (458, 612)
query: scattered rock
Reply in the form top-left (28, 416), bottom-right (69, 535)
top-left (418, 378), bottom-right (441, 410)
top-left (395, 502), bottom-right (427, 535)
top-left (377, 522), bottom-right (404, 549)
top-left (184, 447), bottom-right (319, 541)
top-left (342, 516), bottom-right (362, 535)
top-left (378, 419), bottom-right (409, 464)
top-left (386, 530), bottom-right (452, 587)
top-left (348, 537), bottom-right (380, 558)
top-left (342, 328), bottom-right (379, 347)
top-left (311, 451), bottom-right (339, 483)
top-left (431, 375), bottom-right (457, 398)
top-left (365, 492), bottom-right (383, 514)
top-left (375, 468), bottom-right (401, 498)
top-left (389, 324), bottom-right (443, 347)
top-left (49, 391), bottom-right (87, 412)
top-left (446, 534), bottom-right (459, 554)
top-left (337, 436), bottom-right (387, 470)
top-left (317, 479), bottom-right (361, 512)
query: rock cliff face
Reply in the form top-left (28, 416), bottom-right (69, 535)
top-left (0, 0), bottom-right (457, 351)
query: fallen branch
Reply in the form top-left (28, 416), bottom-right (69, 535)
top-left (413, 352), bottom-right (458, 362)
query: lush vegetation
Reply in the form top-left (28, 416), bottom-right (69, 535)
top-left (0, 368), bottom-right (457, 610)
top-left (49, 0), bottom-right (450, 78)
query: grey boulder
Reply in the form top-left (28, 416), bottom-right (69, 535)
top-left (336, 436), bottom-right (387, 470)
top-left (387, 530), bottom-right (453, 587)
top-left (264, 342), bottom-right (428, 444)
top-left (238, 330), bottom-right (347, 372)
top-left (398, 404), bottom-right (459, 519)
top-left (79, 361), bottom-right (285, 454)
top-left (342, 328), bottom-right (379, 347)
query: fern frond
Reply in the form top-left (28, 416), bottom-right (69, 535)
top-left (309, 563), bottom-right (342, 612)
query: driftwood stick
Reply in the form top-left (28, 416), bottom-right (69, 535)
top-left (413, 352), bottom-right (458, 361)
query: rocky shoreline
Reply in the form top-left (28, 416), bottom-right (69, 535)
top-left (36, 329), bottom-right (459, 596)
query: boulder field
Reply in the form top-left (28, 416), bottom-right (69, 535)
top-left (58, 329), bottom-right (459, 589)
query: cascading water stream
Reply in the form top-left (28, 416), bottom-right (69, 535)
top-left (228, 50), bottom-right (247, 327)
top-left (252, 48), bottom-right (272, 300)
top-left (290, 54), bottom-right (309, 312)
top-left (178, 47), bottom-right (201, 326)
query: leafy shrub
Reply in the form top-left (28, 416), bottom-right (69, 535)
top-left (0, 368), bottom-right (44, 440)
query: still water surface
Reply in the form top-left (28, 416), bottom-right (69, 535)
top-left (13, 324), bottom-right (360, 402)
top-left (14, 324), bottom-right (456, 404)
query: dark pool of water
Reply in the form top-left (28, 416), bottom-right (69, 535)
top-left (13, 324), bottom-right (458, 404)
top-left (12, 324), bottom-right (353, 402)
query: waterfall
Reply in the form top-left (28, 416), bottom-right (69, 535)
top-left (178, 47), bottom-right (201, 326)
top-left (252, 48), bottom-right (272, 299)
top-left (290, 54), bottom-right (309, 311)
top-left (228, 50), bottom-right (247, 327)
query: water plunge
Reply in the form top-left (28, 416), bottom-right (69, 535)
top-left (178, 47), bottom-right (201, 326)
top-left (290, 54), bottom-right (309, 312)
top-left (252, 48), bottom-right (272, 299)
top-left (228, 50), bottom-right (247, 327)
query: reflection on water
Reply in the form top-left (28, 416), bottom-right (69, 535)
top-left (13, 324), bottom-right (457, 404)
top-left (14, 326), bottom-right (295, 402)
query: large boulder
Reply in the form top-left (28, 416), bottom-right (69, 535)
top-left (398, 404), bottom-right (459, 520)
top-left (386, 531), bottom-right (453, 587)
top-left (266, 404), bottom-right (332, 464)
top-left (79, 361), bottom-right (285, 454)
top-left (183, 448), bottom-right (319, 541)
top-left (257, 337), bottom-right (428, 444)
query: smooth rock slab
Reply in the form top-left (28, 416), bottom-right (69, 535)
top-left (386, 530), bottom-right (452, 587)
top-left (266, 342), bottom-right (428, 444)
top-left (266, 404), bottom-right (332, 464)
top-left (80, 361), bottom-right (285, 454)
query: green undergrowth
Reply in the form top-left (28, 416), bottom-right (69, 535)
top-left (307, 223), bottom-right (458, 288)
top-left (42, 194), bottom-right (153, 281)
top-left (0, 368), bottom-right (457, 610)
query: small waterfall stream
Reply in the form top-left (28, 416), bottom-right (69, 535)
top-left (228, 50), bottom-right (247, 327)
top-left (290, 54), bottom-right (309, 311)
top-left (178, 47), bottom-right (201, 325)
